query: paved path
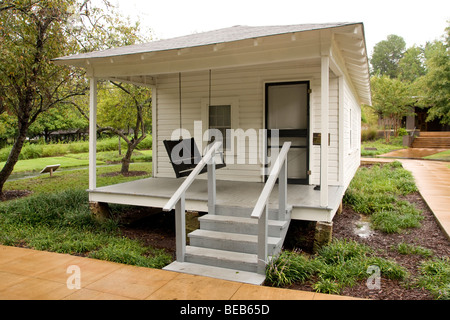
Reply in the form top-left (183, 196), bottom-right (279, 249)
top-left (0, 245), bottom-right (361, 300)
top-left (400, 159), bottom-right (450, 240)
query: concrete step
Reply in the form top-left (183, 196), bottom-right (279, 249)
top-left (412, 136), bottom-right (450, 148)
top-left (163, 261), bottom-right (266, 285)
top-left (215, 204), bottom-right (291, 220)
top-left (188, 229), bottom-right (282, 255)
top-left (419, 132), bottom-right (450, 137)
top-left (184, 246), bottom-right (258, 272)
top-left (198, 214), bottom-right (289, 237)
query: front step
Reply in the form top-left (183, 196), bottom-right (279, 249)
top-left (189, 229), bottom-right (282, 255)
top-left (164, 204), bottom-right (291, 285)
top-left (163, 261), bottom-right (266, 285)
top-left (185, 246), bottom-right (258, 272)
top-left (199, 214), bottom-right (289, 237)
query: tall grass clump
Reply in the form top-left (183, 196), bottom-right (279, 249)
top-left (0, 188), bottom-right (171, 268)
top-left (343, 162), bottom-right (423, 233)
top-left (266, 239), bottom-right (408, 295)
top-left (416, 257), bottom-right (450, 300)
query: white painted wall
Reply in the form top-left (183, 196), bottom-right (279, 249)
top-left (154, 59), bottom-right (357, 186)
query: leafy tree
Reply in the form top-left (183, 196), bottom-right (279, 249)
top-left (28, 102), bottom-right (88, 141)
top-left (0, 0), bottom-right (85, 196)
top-left (370, 34), bottom-right (406, 78)
top-left (75, 81), bottom-right (152, 174)
top-left (369, 75), bottom-right (414, 142)
top-left (419, 25), bottom-right (450, 125)
top-left (398, 45), bottom-right (426, 83)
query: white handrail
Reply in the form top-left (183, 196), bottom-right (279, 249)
top-left (251, 141), bottom-right (291, 275)
top-left (162, 141), bottom-right (221, 262)
top-left (251, 142), bottom-right (291, 219)
top-left (163, 141), bottom-right (222, 211)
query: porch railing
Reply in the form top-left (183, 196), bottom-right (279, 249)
top-left (251, 141), bottom-right (291, 275)
top-left (163, 141), bottom-right (222, 262)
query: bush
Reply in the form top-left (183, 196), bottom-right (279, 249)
top-left (361, 128), bottom-right (377, 142)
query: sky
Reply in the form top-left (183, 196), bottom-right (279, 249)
top-left (110, 0), bottom-right (449, 56)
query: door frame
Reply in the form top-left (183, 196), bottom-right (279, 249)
top-left (264, 81), bottom-right (310, 185)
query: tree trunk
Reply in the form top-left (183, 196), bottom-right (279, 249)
top-left (120, 138), bottom-right (145, 174)
top-left (0, 119), bottom-right (30, 196)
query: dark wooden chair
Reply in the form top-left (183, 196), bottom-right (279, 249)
top-left (163, 138), bottom-right (226, 178)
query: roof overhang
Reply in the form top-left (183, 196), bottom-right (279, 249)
top-left (53, 22), bottom-right (371, 105)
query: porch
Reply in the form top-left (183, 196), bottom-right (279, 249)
top-left (89, 177), bottom-right (344, 223)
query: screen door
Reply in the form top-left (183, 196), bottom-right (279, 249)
top-left (266, 82), bottom-right (309, 184)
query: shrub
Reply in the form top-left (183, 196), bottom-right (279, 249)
top-left (265, 250), bottom-right (316, 287)
top-left (361, 128), bottom-right (377, 142)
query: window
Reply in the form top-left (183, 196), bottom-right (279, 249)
top-left (201, 97), bottom-right (238, 152)
top-left (208, 105), bottom-right (231, 149)
top-left (349, 108), bottom-right (353, 150)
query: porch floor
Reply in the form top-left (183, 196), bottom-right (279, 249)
top-left (89, 178), bottom-right (345, 222)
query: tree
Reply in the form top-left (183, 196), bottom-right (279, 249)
top-left (420, 24), bottom-right (450, 125)
top-left (398, 45), bottom-right (426, 83)
top-left (370, 35), bottom-right (406, 78)
top-left (0, 0), bottom-right (85, 196)
top-left (75, 81), bottom-right (152, 174)
top-left (370, 75), bottom-right (414, 142)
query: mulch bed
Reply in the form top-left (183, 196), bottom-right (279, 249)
top-left (0, 190), bottom-right (33, 201)
top-left (99, 171), bottom-right (149, 178)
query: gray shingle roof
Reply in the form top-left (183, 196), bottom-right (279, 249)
top-left (54, 23), bottom-right (357, 61)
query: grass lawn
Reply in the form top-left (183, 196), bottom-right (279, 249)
top-left (4, 163), bottom-right (152, 194)
top-left (424, 150), bottom-right (450, 161)
top-left (1, 150), bottom-right (152, 174)
top-left (0, 162), bottom-right (171, 269)
top-left (361, 136), bottom-right (406, 157)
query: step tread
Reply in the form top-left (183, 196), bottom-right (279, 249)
top-left (163, 261), bottom-right (265, 285)
top-left (188, 229), bottom-right (281, 245)
top-left (185, 246), bottom-right (257, 264)
top-left (199, 214), bottom-right (288, 227)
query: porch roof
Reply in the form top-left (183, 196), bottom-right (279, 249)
top-left (53, 22), bottom-right (371, 105)
top-left (54, 23), bottom-right (352, 61)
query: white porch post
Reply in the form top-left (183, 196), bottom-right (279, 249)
top-left (89, 78), bottom-right (97, 191)
top-left (320, 56), bottom-right (329, 207)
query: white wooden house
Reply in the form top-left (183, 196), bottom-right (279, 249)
top-left (54, 23), bottom-right (371, 284)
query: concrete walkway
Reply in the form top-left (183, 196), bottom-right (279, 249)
top-left (0, 245), bottom-right (361, 300)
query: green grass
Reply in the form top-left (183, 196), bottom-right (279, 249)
top-left (416, 257), bottom-right (450, 300)
top-left (266, 239), bottom-right (408, 295)
top-left (361, 136), bottom-right (406, 157)
top-left (343, 161), bottom-right (423, 233)
top-left (424, 150), bottom-right (450, 161)
top-left (1, 150), bottom-right (152, 175)
top-left (0, 135), bottom-right (152, 162)
top-left (394, 242), bottom-right (433, 258)
top-left (0, 166), bottom-right (171, 269)
top-left (4, 163), bottom-right (152, 195)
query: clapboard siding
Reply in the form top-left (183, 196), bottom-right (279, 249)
top-left (154, 59), bottom-right (344, 184)
top-left (342, 77), bottom-right (361, 188)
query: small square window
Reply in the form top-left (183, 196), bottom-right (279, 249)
top-left (209, 105), bottom-right (231, 149)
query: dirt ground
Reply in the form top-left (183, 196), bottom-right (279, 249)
top-left (117, 189), bottom-right (450, 300)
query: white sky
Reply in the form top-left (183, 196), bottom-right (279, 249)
top-left (111, 0), bottom-right (449, 56)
